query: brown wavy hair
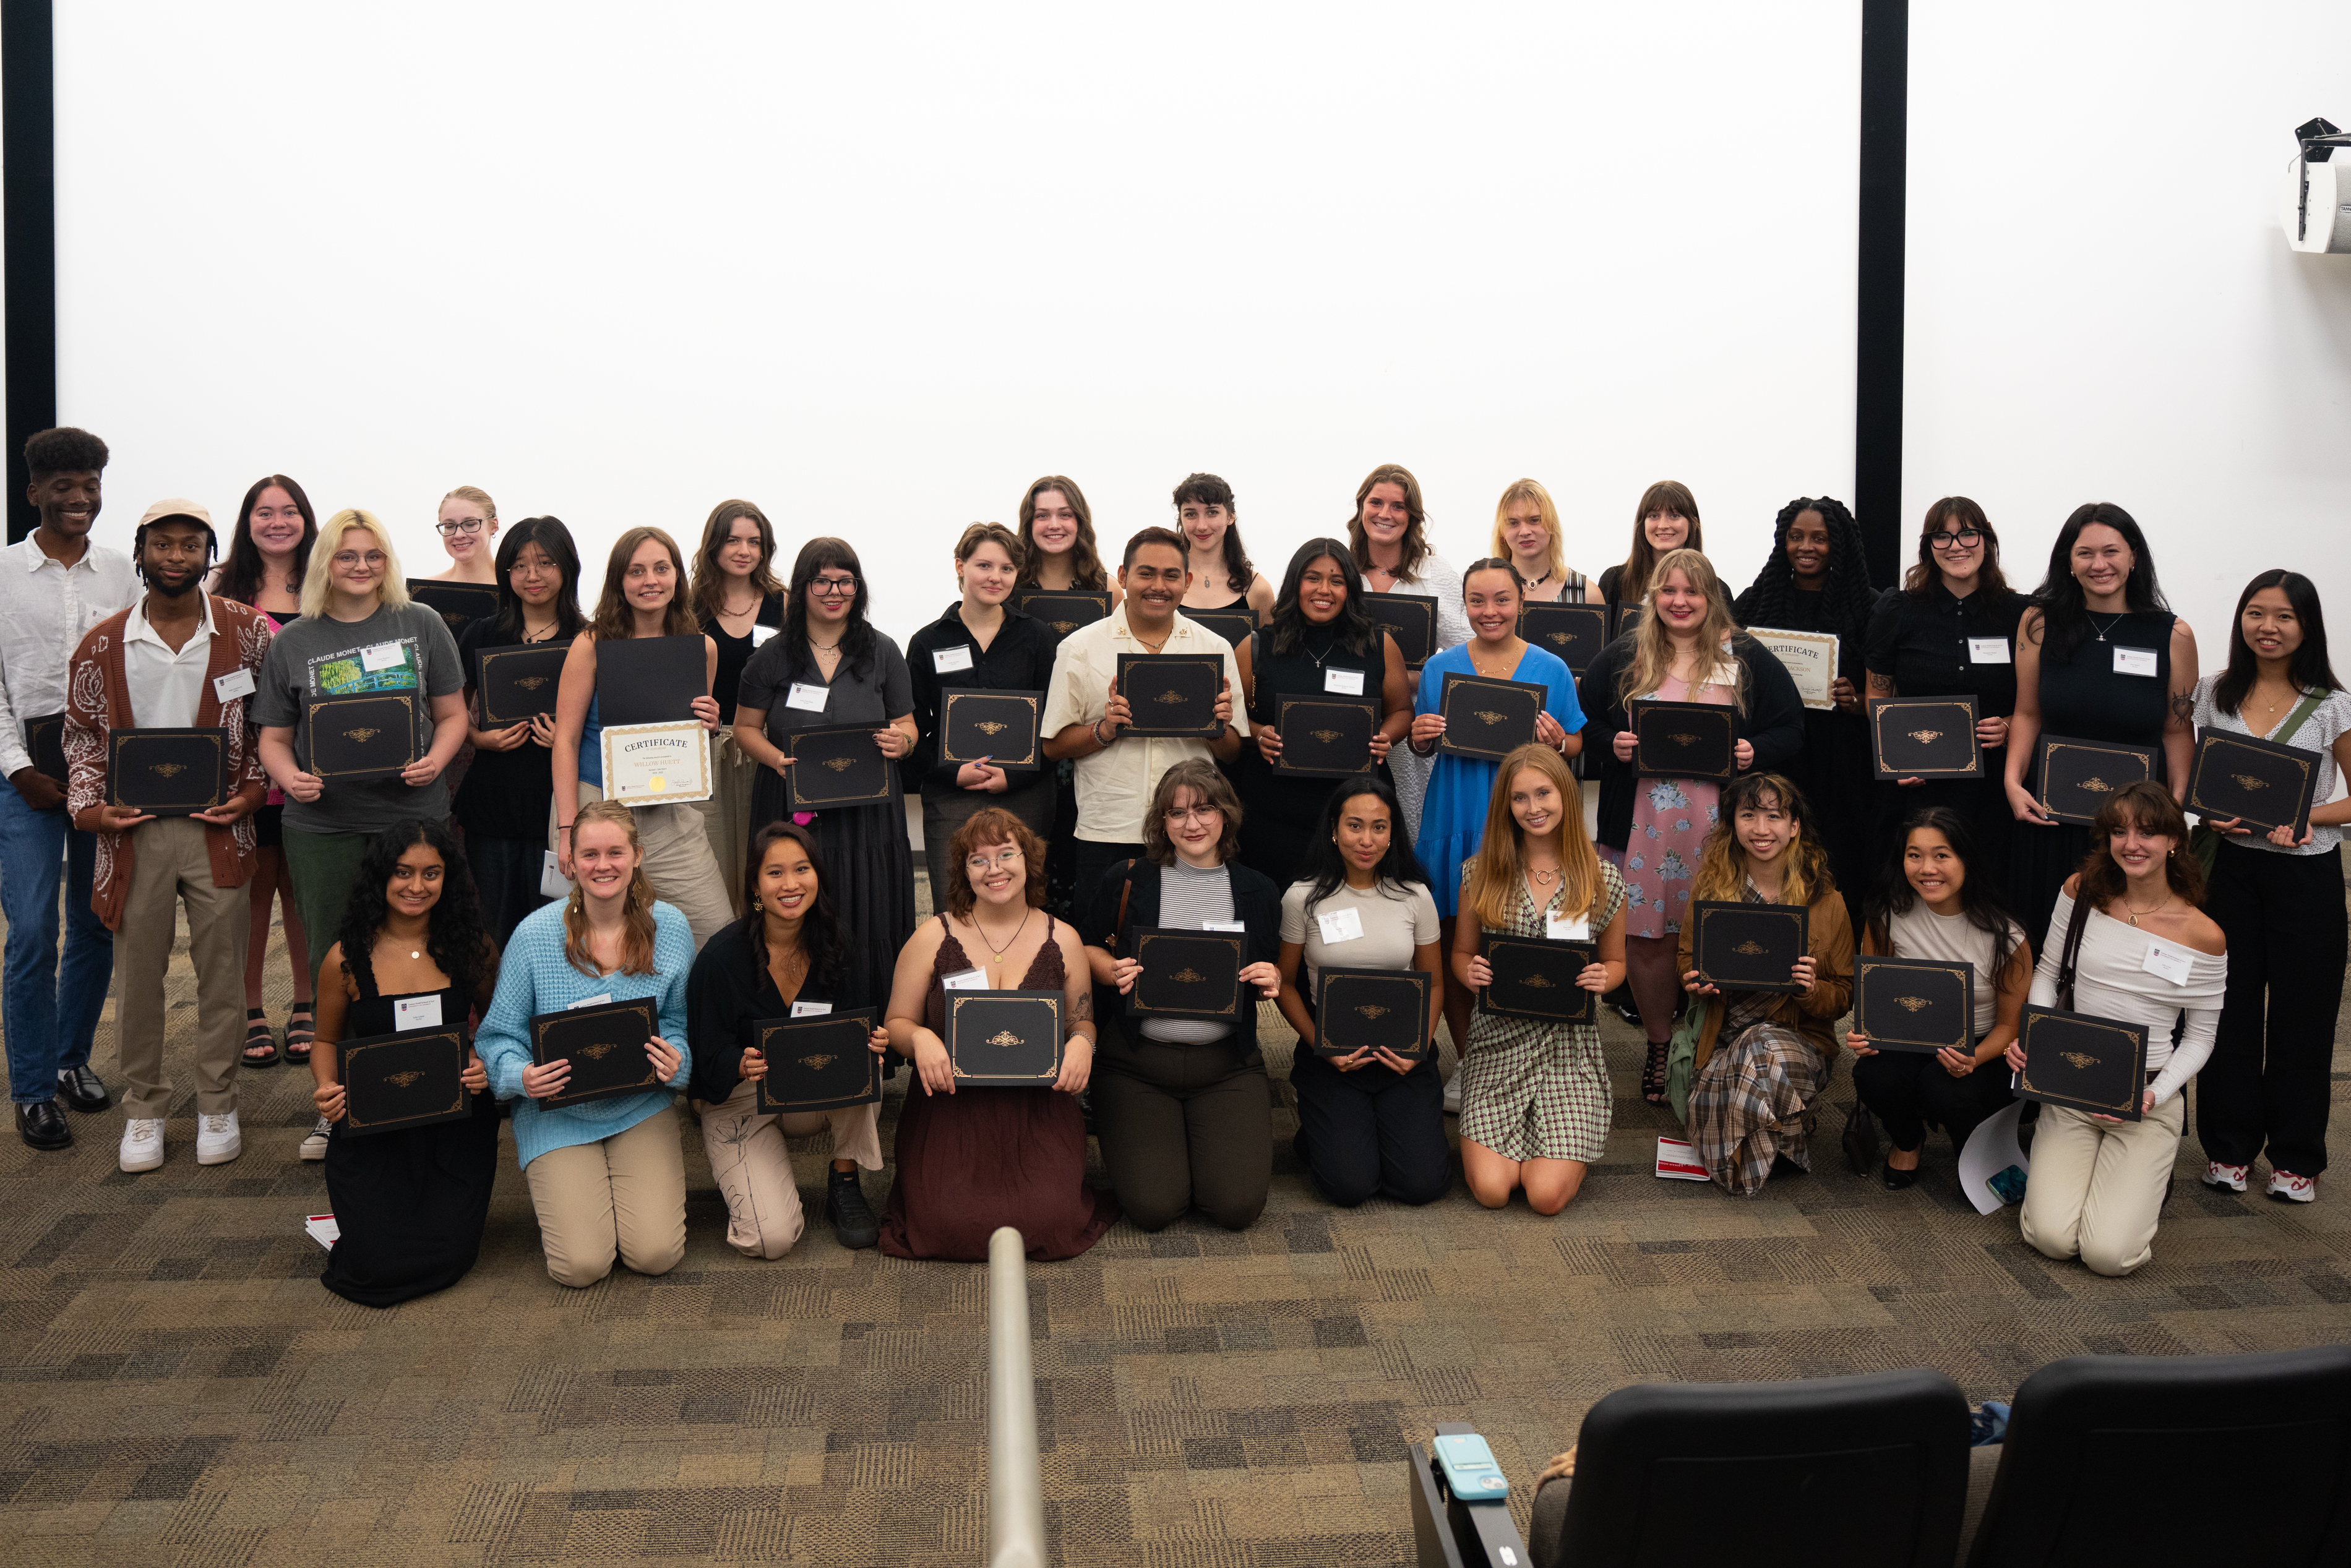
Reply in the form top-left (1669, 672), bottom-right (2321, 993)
top-left (1612, 479), bottom-right (1703, 605)
top-left (1016, 476), bottom-right (1107, 590)
top-left (2076, 781), bottom-right (2205, 911)
top-left (562, 800), bottom-right (661, 977)
top-left (1141, 758), bottom-right (1244, 866)
top-left (213, 474), bottom-right (317, 606)
top-left (1901, 495), bottom-right (2010, 598)
top-left (690, 499), bottom-right (784, 628)
top-left (1461, 744), bottom-right (1604, 929)
top-left (1690, 773), bottom-right (1835, 909)
top-left (590, 526), bottom-right (700, 641)
top-left (945, 807), bottom-right (1049, 920)
top-left (1346, 463), bottom-right (1430, 580)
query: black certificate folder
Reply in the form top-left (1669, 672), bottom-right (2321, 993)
top-left (1013, 589), bottom-right (1111, 639)
top-left (939, 689), bottom-right (1044, 772)
top-left (306, 693), bottom-right (419, 781)
top-left (947, 991), bottom-right (1064, 1084)
top-left (2035, 734), bottom-right (2159, 826)
top-left (476, 643), bottom-right (569, 727)
top-left (754, 1010), bottom-right (880, 1115)
top-left (1482, 935), bottom-right (1596, 1024)
top-left (1126, 928), bottom-right (1245, 1022)
top-left (1630, 699), bottom-right (1737, 780)
top-left (2186, 730), bottom-right (2319, 839)
top-left (529, 998), bottom-right (661, 1108)
top-left (1313, 966), bottom-right (1431, 1059)
top-left (1437, 674), bottom-right (1545, 760)
top-left (23, 713), bottom-right (65, 781)
top-left (1853, 956), bottom-right (1974, 1054)
top-left (2017, 1003), bottom-right (2147, 1121)
top-left (1117, 653), bottom-right (1223, 737)
top-left (784, 724), bottom-right (900, 811)
top-left (596, 635), bottom-right (707, 726)
top-left (1364, 594), bottom-right (1438, 668)
top-left (340, 1027), bottom-right (470, 1137)
top-left (407, 579), bottom-right (499, 635)
top-left (107, 729), bottom-right (227, 815)
top-left (1274, 695), bottom-right (1378, 777)
top-left (1690, 901), bottom-right (1809, 993)
top-left (1519, 602), bottom-right (1610, 674)
top-left (1870, 696), bottom-right (1982, 779)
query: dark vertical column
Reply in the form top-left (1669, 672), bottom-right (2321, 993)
top-left (4, 0), bottom-right (57, 546)
top-left (1855, 0), bottom-right (1907, 588)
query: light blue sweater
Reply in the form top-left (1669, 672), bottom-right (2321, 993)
top-left (475, 898), bottom-right (695, 1170)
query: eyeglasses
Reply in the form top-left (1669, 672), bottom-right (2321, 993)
top-left (1164, 805), bottom-right (1223, 825)
top-left (435, 518), bottom-right (487, 537)
top-left (1925, 529), bottom-right (1983, 550)
top-left (810, 575), bottom-right (859, 598)
top-left (964, 848), bottom-right (1024, 873)
top-left (331, 551), bottom-right (388, 568)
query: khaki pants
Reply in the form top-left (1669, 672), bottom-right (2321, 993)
top-left (116, 817), bottom-right (251, 1121)
top-left (694, 725), bottom-right (759, 902)
top-left (2019, 1090), bottom-right (2184, 1277)
top-left (522, 1105), bottom-right (688, 1288)
top-left (700, 1077), bottom-right (882, 1259)
top-left (554, 782), bottom-right (735, 948)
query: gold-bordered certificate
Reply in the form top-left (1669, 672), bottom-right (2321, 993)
top-left (599, 720), bottom-right (713, 807)
top-left (1747, 627), bottom-right (1839, 711)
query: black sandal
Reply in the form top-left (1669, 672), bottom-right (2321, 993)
top-left (282, 1005), bottom-right (315, 1066)
top-left (241, 1009), bottom-right (280, 1068)
top-left (1640, 1040), bottom-right (1670, 1106)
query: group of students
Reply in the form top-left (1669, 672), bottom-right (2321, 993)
top-left (0, 431), bottom-right (2338, 1300)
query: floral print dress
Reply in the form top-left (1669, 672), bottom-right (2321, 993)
top-left (1609, 672), bottom-right (1732, 940)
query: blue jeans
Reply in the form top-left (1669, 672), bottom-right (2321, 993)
top-left (0, 787), bottom-right (113, 1103)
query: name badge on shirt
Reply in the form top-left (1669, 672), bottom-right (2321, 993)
top-left (212, 668), bottom-right (257, 701)
top-left (360, 642), bottom-right (405, 672)
top-left (785, 682), bottom-right (830, 713)
top-left (394, 995), bottom-right (443, 1031)
top-left (1323, 667), bottom-right (1366, 695)
top-left (933, 645), bottom-right (975, 674)
top-left (1967, 638), bottom-right (2010, 665)
top-left (1545, 912), bottom-right (1592, 942)
top-left (2113, 646), bottom-right (2158, 677)
top-left (789, 999), bottom-right (833, 1017)
top-left (570, 993), bottom-right (612, 1009)
top-left (941, 967), bottom-right (987, 992)
top-left (1205, 920), bottom-right (1246, 933)
top-left (750, 625), bottom-right (778, 646)
top-left (2141, 938), bottom-right (2193, 986)
top-left (1315, 907), bottom-right (1364, 945)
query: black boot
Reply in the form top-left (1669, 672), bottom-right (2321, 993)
top-left (826, 1167), bottom-right (879, 1249)
top-left (16, 1100), bottom-right (71, 1151)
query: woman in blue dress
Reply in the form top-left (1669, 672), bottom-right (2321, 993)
top-left (1404, 559), bottom-right (1586, 1082)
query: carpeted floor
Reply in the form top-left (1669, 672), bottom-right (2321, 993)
top-left (0, 885), bottom-right (2346, 1568)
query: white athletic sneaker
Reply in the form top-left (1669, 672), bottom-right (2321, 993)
top-left (298, 1115), bottom-right (332, 1161)
top-left (118, 1118), bottom-right (165, 1173)
top-left (1442, 1076), bottom-right (1463, 1115)
top-left (2267, 1169), bottom-right (2316, 1204)
top-left (2202, 1160), bottom-right (2250, 1193)
top-left (196, 1110), bottom-right (242, 1166)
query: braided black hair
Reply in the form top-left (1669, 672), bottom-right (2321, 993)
top-left (336, 818), bottom-right (493, 1004)
top-left (1733, 496), bottom-right (1878, 649)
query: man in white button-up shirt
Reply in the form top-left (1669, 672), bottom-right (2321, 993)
top-left (0, 429), bottom-right (133, 1152)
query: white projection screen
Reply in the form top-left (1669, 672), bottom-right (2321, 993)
top-left (55, 2), bottom-right (1859, 646)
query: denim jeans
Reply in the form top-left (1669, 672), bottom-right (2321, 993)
top-left (0, 787), bottom-right (113, 1103)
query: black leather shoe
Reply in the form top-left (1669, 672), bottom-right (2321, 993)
top-left (16, 1100), bottom-right (71, 1151)
top-left (56, 1065), bottom-right (110, 1113)
top-left (826, 1170), bottom-right (880, 1249)
top-left (1881, 1155), bottom-right (1921, 1191)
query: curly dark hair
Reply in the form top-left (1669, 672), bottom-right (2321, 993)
top-left (335, 818), bottom-right (493, 1003)
top-left (740, 821), bottom-right (848, 995)
top-left (1734, 495), bottom-right (1878, 656)
top-left (946, 807), bottom-right (1049, 919)
top-left (24, 426), bottom-right (108, 477)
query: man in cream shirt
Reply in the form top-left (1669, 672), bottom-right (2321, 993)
top-left (1042, 526), bottom-right (1245, 925)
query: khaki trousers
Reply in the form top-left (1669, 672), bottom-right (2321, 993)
top-left (2019, 1090), bottom-right (2185, 1277)
top-left (694, 725), bottom-right (759, 902)
top-left (115, 817), bottom-right (251, 1121)
top-left (522, 1105), bottom-right (688, 1288)
top-left (553, 782), bottom-right (735, 948)
top-left (700, 1077), bottom-right (882, 1259)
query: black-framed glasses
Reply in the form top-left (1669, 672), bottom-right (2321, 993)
top-left (435, 518), bottom-right (487, 537)
top-left (810, 574), bottom-right (859, 598)
top-left (1925, 528), bottom-right (1983, 550)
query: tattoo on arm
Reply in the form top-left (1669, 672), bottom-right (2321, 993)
top-left (2170, 690), bottom-right (2196, 723)
top-left (1070, 992), bottom-right (1093, 1022)
top-left (1866, 672), bottom-right (1895, 698)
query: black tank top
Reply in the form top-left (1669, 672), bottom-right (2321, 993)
top-left (1246, 625), bottom-right (1382, 724)
top-left (346, 982), bottom-right (468, 1042)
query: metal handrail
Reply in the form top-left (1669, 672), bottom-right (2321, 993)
top-left (987, 1225), bottom-right (1047, 1567)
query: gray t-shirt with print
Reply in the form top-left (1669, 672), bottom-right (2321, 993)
top-left (251, 602), bottom-right (464, 834)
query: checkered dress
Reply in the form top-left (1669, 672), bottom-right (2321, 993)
top-left (1455, 863), bottom-right (1627, 1164)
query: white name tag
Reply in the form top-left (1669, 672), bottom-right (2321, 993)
top-left (1967, 638), bottom-right (2010, 665)
top-left (1546, 912), bottom-right (1592, 941)
top-left (1204, 920), bottom-right (1246, 933)
top-left (570, 992), bottom-right (612, 1009)
top-left (394, 995), bottom-right (443, 1031)
top-left (360, 643), bottom-right (405, 672)
top-left (212, 667), bottom-right (256, 701)
top-left (749, 625), bottom-right (777, 646)
top-left (789, 999), bottom-right (833, 1017)
top-left (1323, 667), bottom-right (1365, 695)
top-left (2141, 938), bottom-right (2193, 986)
top-left (1315, 907), bottom-right (1364, 945)
top-left (2113, 646), bottom-right (2158, 677)
top-left (941, 967), bottom-right (987, 992)
top-left (933, 645), bottom-right (974, 674)
top-left (540, 850), bottom-right (569, 899)
top-left (785, 682), bottom-right (830, 713)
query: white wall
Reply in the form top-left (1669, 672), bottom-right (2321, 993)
top-left (1906, 1), bottom-right (2351, 655)
top-left (52, 1), bottom-right (1857, 645)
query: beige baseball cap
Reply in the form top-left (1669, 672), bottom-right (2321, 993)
top-left (135, 499), bottom-right (214, 536)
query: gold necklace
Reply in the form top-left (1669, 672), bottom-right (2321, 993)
top-left (1471, 641), bottom-right (1518, 679)
top-left (970, 907), bottom-right (1032, 962)
top-left (2122, 889), bottom-right (2170, 925)
top-left (1527, 865), bottom-right (1560, 886)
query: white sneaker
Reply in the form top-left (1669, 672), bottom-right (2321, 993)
top-left (1443, 1076), bottom-right (1463, 1115)
top-left (196, 1111), bottom-right (241, 1166)
top-left (118, 1118), bottom-right (165, 1173)
top-left (2202, 1160), bottom-right (2250, 1193)
top-left (298, 1115), bottom-right (331, 1161)
top-left (2267, 1169), bottom-right (2316, 1204)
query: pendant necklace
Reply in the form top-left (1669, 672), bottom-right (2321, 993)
top-left (972, 907), bottom-right (1033, 963)
top-left (2088, 611), bottom-right (2124, 642)
top-left (2123, 891), bottom-right (2169, 926)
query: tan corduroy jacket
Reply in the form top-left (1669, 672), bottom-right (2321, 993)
top-left (1677, 887), bottom-right (1855, 1077)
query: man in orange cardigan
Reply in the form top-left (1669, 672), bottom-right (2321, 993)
top-left (64, 502), bottom-right (272, 1173)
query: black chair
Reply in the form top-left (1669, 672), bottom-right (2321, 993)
top-left (1530, 1368), bottom-right (1970, 1567)
top-left (1964, 1346), bottom-right (2351, 1566)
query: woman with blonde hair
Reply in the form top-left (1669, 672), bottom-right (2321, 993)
top-left (1490, 479), bottom-right (1592, 604)
top-left (475, 799), bottom-right (694, 1287)
top-left (548, 526), bottom-right (735, 945)
top-left (429, 486), bottom-right (500, 585)
top-left (1676, 773), bottom-right (1854, 1196)
top-left (1579, 548), bottom-right (1806, 1103)
top-left (1450, 745), bottom-right (1627, 1213)
top-left (254, 508), bottom-right (470, 961)
top-left (689, 499), bottom-right (786, 896)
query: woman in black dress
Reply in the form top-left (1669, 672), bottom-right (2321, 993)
top-left (2002, 502), bottom-right (2199, 944)
top-left (307, 819), bottom-right (501, 1307)
top-left (689, 499), bottom-right (786, 900)
top-left (1015, 476), bottom-right (1119, 919)
top-left (1863, 497), bottom-right (2027, 875)
top-left (1175, 472), bottom-right (1274, 623)
top-left (1233, 539), bottom-right (1411, 888)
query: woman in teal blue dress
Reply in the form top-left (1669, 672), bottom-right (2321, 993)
top-left (1404, 558), bottom-right (1586, 1068)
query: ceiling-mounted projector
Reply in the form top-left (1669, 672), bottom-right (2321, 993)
top-left (2284, 116), bottom-right (2351, 252)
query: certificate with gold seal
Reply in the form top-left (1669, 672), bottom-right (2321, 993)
top-left (1747, 627), bottom-right (1839, 711)
top-left (598, 720), bottom-right (713, 807)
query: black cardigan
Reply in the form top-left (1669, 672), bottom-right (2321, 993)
top-left (684, 914), bottom-right (879, 1103)
top-left (1082, 857), bottom-right (1284, 1060)
top-left (1578, 632), bottom-right (1808, 851)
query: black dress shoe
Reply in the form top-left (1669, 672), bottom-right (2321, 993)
top-left (1881, 1155), bottom-right (1922, 1191)
top-left (16, 1100), bottom-right (71, 1151)
top-left (827, 1170), bottom-right (880, 1249)
top-left (56, 1065), bottom-right (110, 1113)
